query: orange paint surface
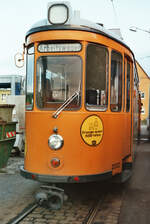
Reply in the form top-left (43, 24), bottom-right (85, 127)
top-left (24, 29), bottom-right (139, 178)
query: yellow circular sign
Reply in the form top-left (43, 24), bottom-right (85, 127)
top-left (81, 115), bottom-right (103, 146)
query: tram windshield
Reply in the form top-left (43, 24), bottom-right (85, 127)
top-left (36, 56), bottom-right (82, 109)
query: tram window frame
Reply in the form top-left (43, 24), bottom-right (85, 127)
top-left (26, 44), bottom-right (35, 111)
top-left (36, 55), bottom-right (82, 110)
top-left (85, 43), bottom-right (109, 111)
top-left (110, 50), bottom-right (123, 112)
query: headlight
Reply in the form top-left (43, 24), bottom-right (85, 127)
top-left (48, 134), bottom-right (64, 150)
top-left (48, 4), bottom-right (69, 25)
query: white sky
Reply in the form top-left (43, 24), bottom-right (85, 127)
top-left (0, 0), bottom-right (150, 76)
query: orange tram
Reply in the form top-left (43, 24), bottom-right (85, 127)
top-left (20, 1), bottom-right (140, 199)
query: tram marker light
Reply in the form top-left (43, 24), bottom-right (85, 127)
top-left (31, 174), bottom-right (36, 180)
top-left (73, 176), bottom-right (79, 182)
top-left (47, 2), bottom-right (70, 25)
top-left (51, 158), bottom-right (60, 168)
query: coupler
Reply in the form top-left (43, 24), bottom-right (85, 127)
top-left (35, 185), bottom-right (68, 210)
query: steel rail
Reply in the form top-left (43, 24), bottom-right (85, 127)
top-left (7, 203), bottom-right (38, 224)
top-left (83, 198), bottom-right (103, 224)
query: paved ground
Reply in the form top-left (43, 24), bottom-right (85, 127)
top-left (1, 141), bottom-right (150, 224)
top-left (0, 157), bottom-right (40, 224)
top-left (119, 141), bottom-right (150, 224)
top-left (140, 125), bottom-right (150, 140)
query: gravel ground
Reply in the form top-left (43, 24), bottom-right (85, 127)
top-left (0, 157), bottom-right (40, 224)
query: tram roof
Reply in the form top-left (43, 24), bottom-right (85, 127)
top-left (26, 17), bottom-right (132, 52)
top-left (27, 20), bottom-right (120, 41)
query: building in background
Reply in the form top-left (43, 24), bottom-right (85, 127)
top-left (0, 89), bottom-right (11, 104)
top-left (136, 62), bottom-right (150, 127)
top-left (0, 75), bottom-right (24, 104)
top-left (0, 75), bottom-right (25, 151)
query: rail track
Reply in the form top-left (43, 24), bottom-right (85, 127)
top-left (7, 182), bottom-right (123, 224)
top-left (83, 199), bottom-right (104, 224)
top-left (7, 203), bottom-right (38, 224)
top-left (7, 199), bottom-right (103, 224)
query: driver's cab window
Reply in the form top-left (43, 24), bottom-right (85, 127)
top-left (86, 43), bottom-right (109, 111)
top-left (36, 56), bottom-right (82, 109)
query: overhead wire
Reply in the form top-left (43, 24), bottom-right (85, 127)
top-left (139, 56), bottom-right (150, 59)
top-left (110, 0), bottom-right (119, 27)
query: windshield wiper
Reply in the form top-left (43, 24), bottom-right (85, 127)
top-left (52, 90), bottom-right (80, 119)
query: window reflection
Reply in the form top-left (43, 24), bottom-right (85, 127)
top-left (36, 56), bottom-right (82, 109)
top-left (110, 51), bottom-right (122, 112)
top-left (26, 45), bottom-right (34, 110)
top-left (126, 61), bottom-right (130, 112)
top-left (86, 43), bottom-right (109, 111)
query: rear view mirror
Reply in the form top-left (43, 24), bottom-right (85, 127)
top-left (14, 53), bottom-right (24, 68)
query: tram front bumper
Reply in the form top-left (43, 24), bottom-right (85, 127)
top-left (20, 165), bottom-right (112, 183)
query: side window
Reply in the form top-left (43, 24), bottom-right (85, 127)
top-left (123, 60), bottom-right (126, 112)
top-left (26, 45), bottom-right (34, 110)
top-left (86, 43), bottom-right (109, 111)
top-left (141, 106), bottom-right (145, 114)
top-left (126, 61), bottom-right (130, 112)
top-left (110, 51), bottom-right (122, 112)
top-left (140, 92), bottom-right (144, 99)
top-left (134, 63), bottom-right (139, 86)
